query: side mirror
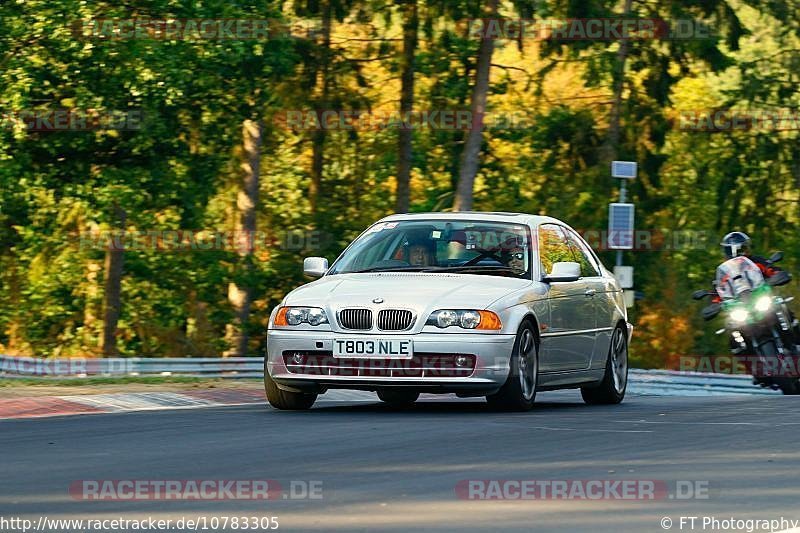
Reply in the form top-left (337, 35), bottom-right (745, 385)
top-left (702, 303), bottom-right (721, 321)
top-left (303, 257), bottom-right (328, 278)
top-left (543, 261), bottom-right (581, 283)
top-left (768, 251), bottom-right (784, 264)
top-left (692, 290), bottom-right (710, 300)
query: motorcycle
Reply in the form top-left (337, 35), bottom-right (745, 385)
top-left (693, 251), bottom-right (800, 395)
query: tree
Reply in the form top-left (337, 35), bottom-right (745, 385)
top-left (224, 119), bottom-right (262, 357)
top-left (395, 0), bottom-right (419, 213)
top-left (453, 0), bottom-right (499, 211)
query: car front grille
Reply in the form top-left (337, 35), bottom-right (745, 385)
top-left (338, 308), bottom-right (373, 330)
top-left (377, 309), bottom-right (414, 331)
top-left (282, 351), bottom-right (476, 378)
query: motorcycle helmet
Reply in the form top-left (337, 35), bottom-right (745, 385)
top-left (720, 231), bottom-right (751, 259)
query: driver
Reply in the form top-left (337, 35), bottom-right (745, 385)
top-left (502, 246), bottom-right (527, 275)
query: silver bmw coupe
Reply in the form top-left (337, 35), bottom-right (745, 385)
top-left (265, 212), bottom-right (631, 411)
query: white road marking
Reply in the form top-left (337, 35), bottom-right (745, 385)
top-left (528, 425), bottom-right (653, 433)
top-left (614, 419), bottom-right (779, 427)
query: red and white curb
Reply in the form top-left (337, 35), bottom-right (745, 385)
top-left (0, 389), bottom-right (266, 420)
top-left (0, 389), bottom-right (387, 420)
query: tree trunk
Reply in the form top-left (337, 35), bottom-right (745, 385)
top-left (3, 257), bottom-right (23, 354)
top-left (453, 0), bottom-right (498, 212)
top-left (310, 1), bottom-right (332, 220)
top-left (395, 0), bottom-right (418, 214)
top-left (225, 118), bottom-right (262, 357)
top-left (84, 260), bottom-right (101, 352)
top-left (101, 204), bottom-right (126, 357)
top-left (601, 0), bottom-right (633, 163)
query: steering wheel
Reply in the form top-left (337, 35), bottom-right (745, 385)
top-left (462, 250), bottom-right (503, 266)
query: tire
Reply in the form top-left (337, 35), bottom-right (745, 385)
top-left (377, 389), bottom-right (420, 406)
top-left (264, 360), bottom-right (317, 410)
top-left (486, 321), bottom-right (538, 411)
top-left (755, 340), bottom-right (800, 395)
top-left (776, 378), bottom-right (800, 395)
top-left (581, 324), bottom-right (628, 405)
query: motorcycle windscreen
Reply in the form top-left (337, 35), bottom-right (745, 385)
top-left (715, 256), bottom-right (765, 300)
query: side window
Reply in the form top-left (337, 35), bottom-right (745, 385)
top-left (565, 229), bottom-right (601, 278)
top-left (538, 224), bottom-right (576, 275)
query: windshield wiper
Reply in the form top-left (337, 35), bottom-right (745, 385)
top-left (349, 266), bottom-right (431, 274)
top-left (419, 265), bottom-right (520, 274)
top-left (348, 265), bottom-right (521, 275)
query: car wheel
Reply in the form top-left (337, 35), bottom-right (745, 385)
top-left (264, 360), bottom-right (317, 410)
top-left (377, 389), bottom-right (420, 406)
top-left (486, 320), bottom-right (538, 411)
top-left (581, 324), bottom-right (627, 405)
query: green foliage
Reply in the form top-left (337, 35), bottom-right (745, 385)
top-left (0, 0), bottom-right (798, 364)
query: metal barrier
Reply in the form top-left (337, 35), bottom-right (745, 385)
top-left (0, 354), bottom-right (782, 394)
top-left (628, 368), bottom-right (779, 395)
top-left (0, 354), bottom-right (263, 379)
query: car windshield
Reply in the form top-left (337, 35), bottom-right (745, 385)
top-left (329, 219), bottom-right (532, 278)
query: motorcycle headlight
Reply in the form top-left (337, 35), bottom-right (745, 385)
top-left (426, 310), bottom-right (502, 330)
top-left (274, 306), bottom-right (329, 327)
top-left (755, 296), bottom-right (772, 312)
top-left (730, 308), bottom-right (749, 323)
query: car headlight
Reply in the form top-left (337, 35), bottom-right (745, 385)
top-left (274, 306), bottom-right (329, 327)
top-left (730, 308), bottom-right (749, 323)
top-left (426, 310), bottom-right (502, 330)
top-left (755, 296), bottom-right (772, 312)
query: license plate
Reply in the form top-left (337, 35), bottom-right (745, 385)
top-left (332, 338), bottom-right (413, 359)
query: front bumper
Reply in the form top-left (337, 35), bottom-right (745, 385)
top-left (267, 329), bottom-right (515, 394)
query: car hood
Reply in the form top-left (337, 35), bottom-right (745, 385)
top-left (284, 272), bottom-right (528, 313)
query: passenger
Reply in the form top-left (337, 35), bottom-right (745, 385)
top-left (407, 242), bottom-right (434, 267)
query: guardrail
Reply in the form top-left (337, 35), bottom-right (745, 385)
top-left (0, 354), bottom-right (782, 394)
top-left (0, 354), bottom-right (263, 379)
top-left (628, 368), bottom-right (779, 395)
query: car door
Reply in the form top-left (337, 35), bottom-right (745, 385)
top-left (563, 228), bottom-right (606, 370)
top-left (537, 224), bottom-right (595, 372)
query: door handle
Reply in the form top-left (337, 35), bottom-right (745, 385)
top-left (584, 289), bottom-right (596, 297)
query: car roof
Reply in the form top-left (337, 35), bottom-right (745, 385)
top-left (378, 211), bottom-right (563, 227)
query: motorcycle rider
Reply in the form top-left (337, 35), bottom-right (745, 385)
top-left (717, 230), bottom-right (800, 347)
top-left (698, 231), bottom-right (800, 391)
top-left (720, 231), bottom-right (782, 277)
top-left (712, 231), bottom-right (782, 303)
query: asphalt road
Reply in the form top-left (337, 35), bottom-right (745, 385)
top-left (1, 392), bottom-right (799, 533)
